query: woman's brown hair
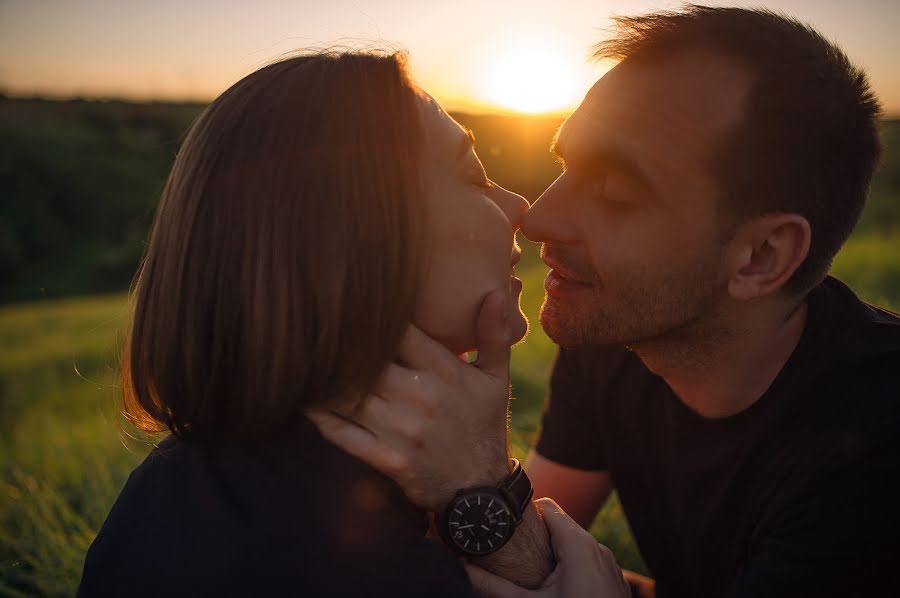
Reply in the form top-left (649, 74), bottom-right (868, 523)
top-left (122, 50), bottom-right (426, 445)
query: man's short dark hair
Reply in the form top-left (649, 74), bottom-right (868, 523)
top-left (594, 4), bottom-right (883, 294)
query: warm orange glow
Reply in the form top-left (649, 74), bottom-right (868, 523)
top-left (479, 38), bottom-right (582, 114)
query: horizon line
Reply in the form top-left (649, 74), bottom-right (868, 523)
top-left (0, 88), bottom-right (576, 120)
top-left (3, 89), bottom-right (899, 121)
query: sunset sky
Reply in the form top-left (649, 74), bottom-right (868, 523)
top-left (2, 0), bottom-right (899, 115)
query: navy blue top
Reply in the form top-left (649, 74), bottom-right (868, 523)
top-left (78, 419), bottom-right (475, 597)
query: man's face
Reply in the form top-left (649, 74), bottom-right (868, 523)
top-left (521, 52), bottom-right (753, 348)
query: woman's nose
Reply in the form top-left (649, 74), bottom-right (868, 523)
top-left (488, 182), bottom-right (530, 232)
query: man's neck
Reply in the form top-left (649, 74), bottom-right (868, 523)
top-left (629, 297), bottom-right (809, 419)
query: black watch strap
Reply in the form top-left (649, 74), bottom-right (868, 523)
top-left (438, 459), bottom-right (535, 556)
top-left (499, 458), bottom-right (533, 522)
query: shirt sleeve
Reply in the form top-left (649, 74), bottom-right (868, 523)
top-left (534, 347), bottom-right (608, 471)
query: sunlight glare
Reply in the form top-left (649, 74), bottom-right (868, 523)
top-left (480, 39), bottom-right (582, 114)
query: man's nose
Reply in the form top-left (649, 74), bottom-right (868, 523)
top-left (489, 183), bottom-right (530, 232)
top-left (520, 174), bottom-right (574, 244)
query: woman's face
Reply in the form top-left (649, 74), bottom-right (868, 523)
top-left (413, 95), bottom-right (530, 354)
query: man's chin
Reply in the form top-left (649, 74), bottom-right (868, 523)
top-left (539, 301), bottom-right (620, 349)
top-left (539, 307), bottom-right (587, 348)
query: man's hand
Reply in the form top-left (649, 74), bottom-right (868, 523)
top-left (465, 498), bottom-right (632, 598)
top-left (308, 288), bottom-right (513, 511)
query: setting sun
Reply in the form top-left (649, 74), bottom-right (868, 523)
top-left (479, 38), bottom-right (583, 114)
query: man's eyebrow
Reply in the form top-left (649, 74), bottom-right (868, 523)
top-left (595, 148), bottom-right (650, 186)
top-left (555, 134), bottom-right (652, 189)
top-left (456, 127), bottom-right (476, 160)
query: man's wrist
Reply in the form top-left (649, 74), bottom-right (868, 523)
top-left (437, 458), bottom-right (533, 558)
top-left (461, 455), bottom-right (513, 493)
top-left (475, 455), bottom-right (515, 487)
top-left (434, 455), bottom-right (513, 512)
top-left (467, 502), bottom-right (554, 589)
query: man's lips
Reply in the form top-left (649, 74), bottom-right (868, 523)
top-left (544, 270), bottom-right (594, 296)
top-left (540, 253), bottom-right (596, 296)
top-left (541, 254), bottom-right (592, 285)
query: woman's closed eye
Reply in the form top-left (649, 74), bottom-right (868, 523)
top-left (473, 176), bottom-right (495, 191)
top-left (465, 161), bottom-right (493, 190)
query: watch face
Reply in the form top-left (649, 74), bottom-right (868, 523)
top-left (446, 491), bottom-right (513, 555)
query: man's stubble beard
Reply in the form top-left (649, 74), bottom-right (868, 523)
top-left (539, 254), bottom-right (730, 356)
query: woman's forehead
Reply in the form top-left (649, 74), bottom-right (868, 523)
top-left (417, 92), bottom-right (468, 154)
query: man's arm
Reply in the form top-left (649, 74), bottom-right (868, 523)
top-left (525, 450), bottom-right (613, 529)
top-left (470, 499), bottom-right (554, 588)
top-left (526, 451), bottom-right (656, 598)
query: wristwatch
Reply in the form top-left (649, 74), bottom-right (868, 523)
top-left (438, 458), bottom-right (534, 556)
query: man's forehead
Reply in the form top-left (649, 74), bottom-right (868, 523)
top-left (560, 53), bottom-right (751, 159)
top-left (557, 94), bottom-right (669, 160)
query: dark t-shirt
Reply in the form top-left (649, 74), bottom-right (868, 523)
top-left (78, 419), bottom-right (475, 597)
top-left (536, 276), bottom-right (900, 598)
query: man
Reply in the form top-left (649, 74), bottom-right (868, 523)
top-left (311, 6), bottom-right (899, 597)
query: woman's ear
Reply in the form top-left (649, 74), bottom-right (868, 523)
top-left (726, 213), bottom-right (811, 301)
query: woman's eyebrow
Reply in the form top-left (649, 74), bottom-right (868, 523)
top-left (551, 137), bottom-right (565, 164)
top-left (550, 125), bottom-right (569, 164)
top-left (456, 127), bottom-right (476, 161)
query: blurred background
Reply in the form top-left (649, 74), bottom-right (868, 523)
top-left (1, 1), bottom-right (898, 595)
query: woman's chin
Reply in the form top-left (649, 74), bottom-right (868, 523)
top-left (441, 313), bottom-right (526, 356)
top-left (508, 310), bottom-right (529, 346)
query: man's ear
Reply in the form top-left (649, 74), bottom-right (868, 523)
top-left (726, 213), bottom-right (811, 301)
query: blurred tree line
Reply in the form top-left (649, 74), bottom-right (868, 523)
top-left (0, 96), bottom-right (202, 303)
top-left (1, 94), bottom-right (898, 304)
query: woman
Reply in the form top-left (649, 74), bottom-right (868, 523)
top-left (76, 50), bottom-right (529, 596)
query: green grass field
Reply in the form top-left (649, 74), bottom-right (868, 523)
top-left (1, 232), bottom-right (898, 596)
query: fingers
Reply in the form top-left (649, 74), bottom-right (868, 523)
top-left (306, 409), bottom-right (408, 478)
top-left (622, 570), bottom-right (655, 598)
top-left (396, 293), bottom-right (510, 383)
top-left (399, 324), bottom-right (459, 379)
top-left (355, 391), bottom-right (431, 447)
top-left (536, 498), bottom-right (631, 597)
top-left (473, 288), bottom-right (512, 379)
top-left (535, 497), bottom-right (590, 562)
top-left (377, 363), bottom-right (439, 414)
top-left (464, 563), bottom-right (526, 598)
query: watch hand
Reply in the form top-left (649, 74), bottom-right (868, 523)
top-left (480, 524), bottom-right (491, 531)
top-left (457, 524), bottom-right (475, 529)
